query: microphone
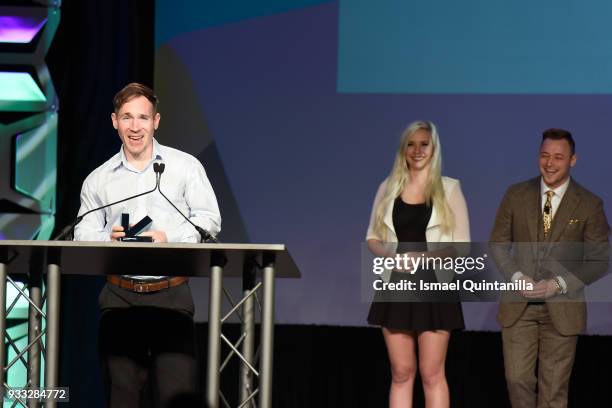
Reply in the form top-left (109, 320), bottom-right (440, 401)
top-left (53, 167), bottom-right (161, 240)
top-left (155, 163), bottom-right (218, 243)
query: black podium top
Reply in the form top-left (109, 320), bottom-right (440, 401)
top-left (0, 240), bottom-right (300, 278)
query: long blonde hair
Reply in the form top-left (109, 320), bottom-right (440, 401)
top-left (374, 121), bottom-right (454, 240)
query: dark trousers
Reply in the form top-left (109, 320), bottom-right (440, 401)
top-left (98, 284), bottom-right (200, 408)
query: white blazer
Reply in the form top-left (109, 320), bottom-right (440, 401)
top-left (366, 176), bottom-right (471, 283)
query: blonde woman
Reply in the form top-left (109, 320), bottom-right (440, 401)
top-left (366, 121), bottom-right (470, 407)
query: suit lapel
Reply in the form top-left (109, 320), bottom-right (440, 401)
top-left (525, 178), bottom-right (541, 242)
top-left (548, 180), bottom-right (580, 243)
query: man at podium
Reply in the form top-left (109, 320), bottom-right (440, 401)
top-left (73, 83), bottom-right (221, 407)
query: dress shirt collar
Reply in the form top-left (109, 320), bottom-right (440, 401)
top-left (110, 138), bottom-right (164, 172)
top-left (540, 176), bottom-right (570, 200)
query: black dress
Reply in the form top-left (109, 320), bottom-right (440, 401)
top-left (367, 197), bottom-right (465, 331)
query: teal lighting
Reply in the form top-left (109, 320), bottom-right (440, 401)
top-left (13, 115), bottom-right (58, 214)
top-left (0, 72), bottom-right (47, 111)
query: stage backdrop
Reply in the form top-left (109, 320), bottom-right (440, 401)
top-left (154, 0), bottom-right (612, 333)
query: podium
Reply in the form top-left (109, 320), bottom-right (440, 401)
top-left (0, 240), bottom-right (300, 408)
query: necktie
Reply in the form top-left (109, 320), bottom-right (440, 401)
top-left (543, 190), bottom-right (554, 238)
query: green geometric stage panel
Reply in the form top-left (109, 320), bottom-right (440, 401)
top-left (13, 112), bottom-right (57, 214)
top-left (1, 4), bottom-right (59, 403)
top-left (0, 213), bottom-right (53, 240)
top-left (0, 72), bottom-right (47, 112)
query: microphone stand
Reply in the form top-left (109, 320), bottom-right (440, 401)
top-left (53, 171), bottom-right (160, 241)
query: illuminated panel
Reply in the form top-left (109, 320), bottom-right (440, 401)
top-left (0, 6), bottom-right (47, 44)
top-left (1, 3), bottom-right (58, 401)
top-left (0, 72), bottom-right (47, 111)
top-left (0, 17), bottom-right (47, 44)
top-left (14, 114), bottom-right (57, 213)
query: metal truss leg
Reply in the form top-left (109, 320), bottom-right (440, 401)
top-left (44, 263), bottom-right (60, 408)
top-left (239, 265), bottom-right (256, 407)
top-left (258, 254), bottom-right (276, 408)
top-left (27, 269), bottom-right (43, 408)
top-left (207, 263), bottom-right (224, 408)
top-left (0, 261), bottom-right (7, 401)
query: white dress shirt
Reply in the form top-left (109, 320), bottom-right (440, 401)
top-left (73, 139), bottom-right (221, 279)
top-left (540, 177), bottom-right (570, 219)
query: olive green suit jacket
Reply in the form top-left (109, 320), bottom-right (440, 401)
top-left (490, 177), bottom-right (609, 336)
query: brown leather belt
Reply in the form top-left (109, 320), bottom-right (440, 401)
top-left (107, 275), bottom-right (188, 293)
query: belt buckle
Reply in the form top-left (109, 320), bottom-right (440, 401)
top-left (134, 282), bottom-right (147, 293)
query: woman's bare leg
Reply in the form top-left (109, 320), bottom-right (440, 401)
top-left (383, 327), bottom-right (418, 408)
top-left (418, 330), bottom-right (451, 408)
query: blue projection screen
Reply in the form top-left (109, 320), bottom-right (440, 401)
top-left (154, 0), bottom-right (612, 334)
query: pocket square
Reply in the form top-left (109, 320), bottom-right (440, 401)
top-left (567, 219), bottom-right (583, 225)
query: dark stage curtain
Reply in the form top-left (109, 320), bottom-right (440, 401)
top-left (48, 0), bottom-right (154, 228)
top-left (46, 1), bottom-right (154, 406)
top-left (198, 325), bottom-right (611, 408)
